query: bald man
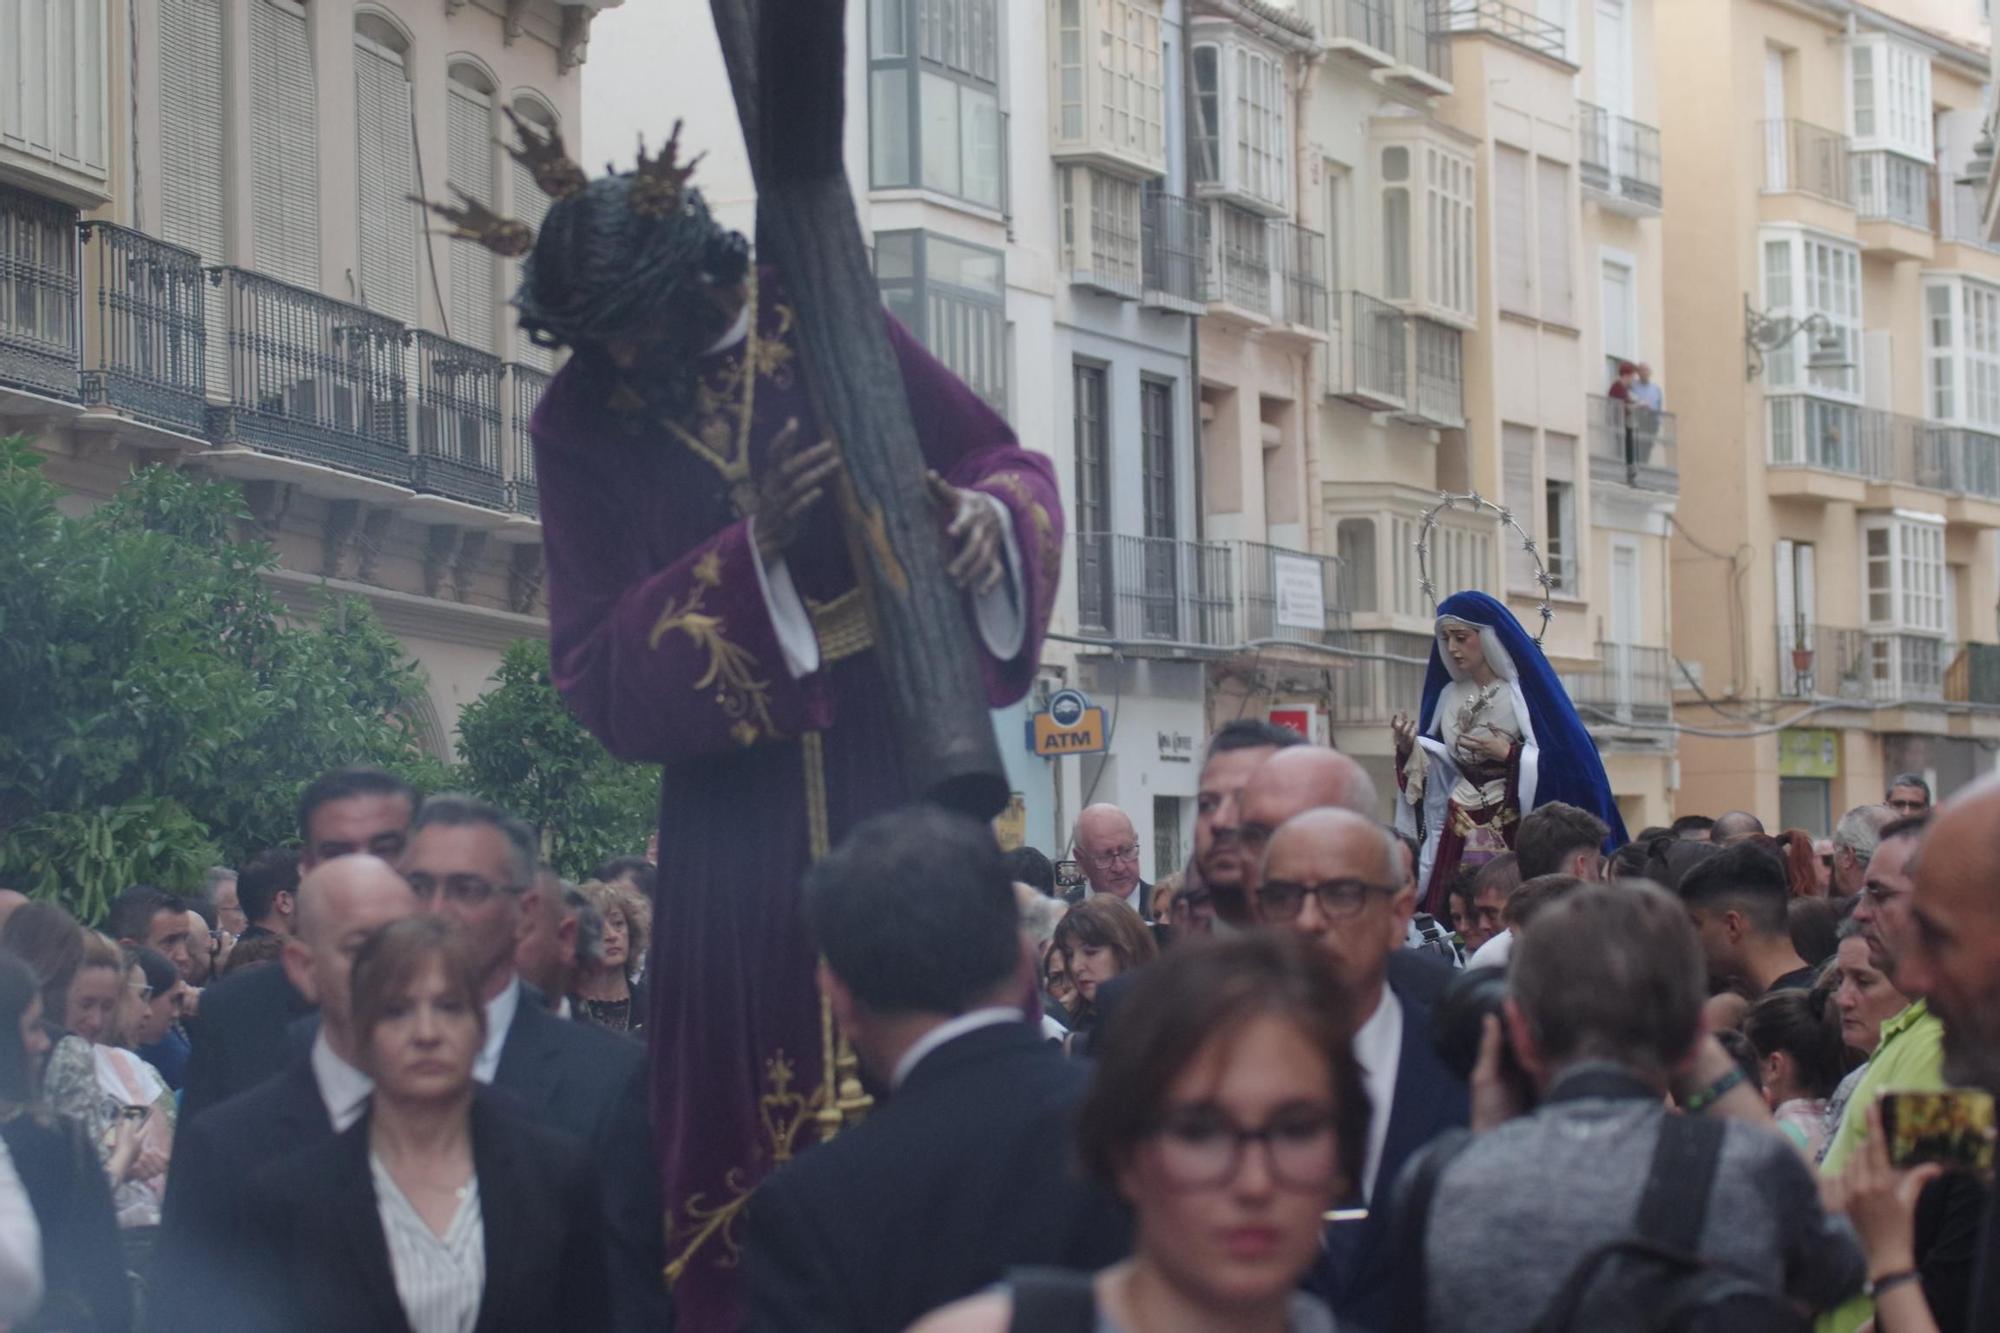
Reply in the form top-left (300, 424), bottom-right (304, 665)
top-left (1255, 809), bottom-right (1468, 1331)
top-left (1237, 748), bottom-right (1379, 889)
top-left (154, 856), bottom-right (418, 1333)
top-left (1070, 803), bottom-right (1150, 918)
top-left (1874, 782), bottom-right (2000, 1328)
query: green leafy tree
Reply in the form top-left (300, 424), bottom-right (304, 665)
top-left (452, 640), bottom-right (660, 881)
top-left (0, 439), bottom-right (448, 921)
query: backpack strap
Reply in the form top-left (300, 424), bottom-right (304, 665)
top-left (1389, 1127), bottom-right (1475, 1333)
top-left (1006, 1268), bottom-right (1098, 1333)
top-left (1528, 1114), bottom-right (1726, 1333)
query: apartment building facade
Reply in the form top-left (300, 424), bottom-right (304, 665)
top-left (0, 0), bottom-right (612, 756)
top-left (1661, 0), bottom-right (2000, 829)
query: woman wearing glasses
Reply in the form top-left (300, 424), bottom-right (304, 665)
top-left (914, 932), bottom-right (1365, 1332)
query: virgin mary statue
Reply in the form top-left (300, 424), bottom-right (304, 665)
top-left (1391, 591), bottom-right (1627, 914)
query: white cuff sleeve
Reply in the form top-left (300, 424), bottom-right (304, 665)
top-left (749, 519), bottom-right (822, 679)
top-left (970, 492), bottom-right (1027, 662)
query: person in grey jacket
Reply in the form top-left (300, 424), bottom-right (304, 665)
top-left (1407, 880), bottom-right (1865, 1332)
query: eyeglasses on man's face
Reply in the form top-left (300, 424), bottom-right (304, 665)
top-left (1149, 1102), bottom-right (1340, 1191)
top-left (404, 872), bottom-right (525, 906)
top-left (1085, 844), bottom-right (1141, 868)
top-left (1254, 877), bottom-right (1400, 922)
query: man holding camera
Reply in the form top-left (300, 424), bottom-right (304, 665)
top-left (1398, 882), bottom-right (1862, 1332)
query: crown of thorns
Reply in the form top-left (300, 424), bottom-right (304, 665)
top-left (410, 113), bottom-right (703, 258)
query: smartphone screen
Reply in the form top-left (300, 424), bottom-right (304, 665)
top-left (1054, 859), bottom-right (1084, 890)
top-left (1880, 1090), bottom-right (1997, 1174)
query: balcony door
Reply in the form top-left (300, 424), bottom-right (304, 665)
top-left (1764, 47), bottom-right (1789, 185)
top-left (1608, 541), bottom-right (1639, 720)
top-left (1594, 0), bottom-right (1630, 121)
top-left (1776, 538), bottom-right (1817, 695)
top-left (1073, 361), bottom-right (1113, 633)
top-left (1140, 377), bottom-right (1179, 640)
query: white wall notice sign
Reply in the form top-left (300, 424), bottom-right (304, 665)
top-left (1272, 554), bottom-right (1325, 631)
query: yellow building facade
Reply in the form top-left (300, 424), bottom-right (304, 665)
top-left (1660, 0), bottom-right (2000, 829)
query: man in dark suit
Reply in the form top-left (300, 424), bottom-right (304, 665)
top-left (400, 794), bottom-right (671, 1333)
top-left (151, 853), bottom-right (419, 1333)
top-left (179, 766), bottom-right (415, 1123)
top-left (1253, 807), bottom-right (1470, 1333)
top-left (742, 806), bottom-right (1131, 1333)
top-left (1067, 802), bottom-right (1154, 920)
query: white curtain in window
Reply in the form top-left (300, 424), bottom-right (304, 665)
top-left (249, 0), bottom-right (320, 289)
top-left (355, 41), bottom-right (417, 324)
top-left (448, 82), bottom-right (498, 351)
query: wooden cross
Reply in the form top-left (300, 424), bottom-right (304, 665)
top-left (708, 0), bottom-right (1009, 819)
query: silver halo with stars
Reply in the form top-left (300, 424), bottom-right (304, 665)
top-left (1414, 491), bottom-right (1555, 647)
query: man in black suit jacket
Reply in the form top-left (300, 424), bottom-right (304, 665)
top-left (1253, 807), bottom-right (1470, 1333)
top-left (151, 854), bottom-right (419, 1333)
top-left (742, 806), bottom-right (1132, 1333)
top-left (1069, 803), bottom-right (1155, 920)
top-left (401, 795), bottom-right (671, 1333)
top-left (179, 767), bottom-right (416, 1122)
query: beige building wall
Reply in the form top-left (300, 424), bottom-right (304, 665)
top-left (1, 0), bottom-right (609, 759)
top-left (1661, 0), bottom-right (2000, 829)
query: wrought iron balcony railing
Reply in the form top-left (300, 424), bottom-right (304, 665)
top-left (1561, 641), bottom-right (1672, 725)
top-left (1918, 427), bottom-right (2000, 500)
top-left (506, 363), bottom-right (550, 516)
top-left (1210, 203), bottom-right (1273, 315)
top-left (1410, 317), bottom-right (1464, 427)
top-left (1939, 178), bottom-right (2000, 253)
top-left (411, 331), bottom-right (505, 509)
top-left (1765, 395), bottom-right (1894, 479)
top-left (1237, 541), bottom-right (1349, 647)
top-left (1273, 220), bottom-right (1329, 333)
top-left (1075, 531), bottom-right (1237, 650)
top-left (1852, 150), bottom-right (1932, 230)
top-left (205, 266), bottom-right (412, 486)
top-left (78, 223), bottom-right (206, 435)
top-left (1327, 630), bottom-right (1433, 724)
top-left (1776, 623), bottom-right (1948, 703)
top-left (1445, 0), bottom-right (1564, 58)
top-left (1577, 102), bottom-right (1662, 210)
top-left (1761, 119), bottom-right (1854, 206)
top-left (1141, 187), bottom-right (1208, 313)
top-left (1587, 394), bottom-right (1678, 491)
top-left (1327, 291), bottom-right (1408, 409)
top-left (0, 183), bottom-right (81, 401)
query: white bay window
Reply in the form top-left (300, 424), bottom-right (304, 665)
top-left (1050, 0), bottom-right (1165, 178)
top-left (1190, 23), bottom-right (1288, 215)
top-left (1924, 279), bottom-right (2000, 430)
top-left (1375, 132), bottom-right (1476, 325)
top-left (1760, 228), bottom-right (1861, 397)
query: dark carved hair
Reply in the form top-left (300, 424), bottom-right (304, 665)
top-left (1678, 841), bottom-right (1791, 935)
top-left (1073, 932), bottom-right (1368, 1202)
top-left (237, 848), bottom-right (301, 927)
top-left (104, 886), bottom-right (186, 949)
top-left (803, 806), bottom-right (1022, 1017)
top-left (1743, 986), bottom-right (1849, 1100)
top-left (1514, 802), bottom-right (1610, 880)
top-left (1204, 719), bottom-right (1310, 763)
top-left (297, 767), bottom-right (418, 844)
top-left (1513, 882), bottom-right (1705, 1076)
top-left (1003, 846), bottom-right (1058, 897)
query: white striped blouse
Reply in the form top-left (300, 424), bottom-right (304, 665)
top-left (370, 1153), bottom-right (485, 1333)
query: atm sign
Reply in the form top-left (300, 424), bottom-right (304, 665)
top-left (1029, 705), bottom-right (1107, 756)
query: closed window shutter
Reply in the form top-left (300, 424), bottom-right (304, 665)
top-left (354, 41), bottom-right (417, 324)
top-left (1535, 158), bottom-right (1572, 325)
top-left (1495, 146), bottom-right (1531, 315)
top-left (159, 0), bottom-right (227, 393)
top-left (1503, 423), bottom-right (1537, 590)
top-left (249, 1), bottom-right (319, 289)
top-left (448, 84), bottom-right (497, 351)
top-left (508, 124), bottom-right (553, 370)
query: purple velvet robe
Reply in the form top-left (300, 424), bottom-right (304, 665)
top-left (532, 269), bottom-right (1062, 1332)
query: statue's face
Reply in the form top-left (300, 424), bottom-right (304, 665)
top-left (1439, 623), bottom-right (1488, 678)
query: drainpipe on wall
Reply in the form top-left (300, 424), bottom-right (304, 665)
top-left (1296, 47), bottom-right (1326, 558)
top-left (1184, 17), bottom-right (1206, 544)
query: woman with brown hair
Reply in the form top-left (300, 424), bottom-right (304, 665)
top-left (913, 932), bottom-right (1364, 1332)
top-left (571, 880), bottom-right (648, 1037)
top-left (239, 917), bottom-right (611, 1333)
top-left (1053, 896), bottom-right (1158, 1055)
top-left (1773, 829), bottom-right (1825, 898)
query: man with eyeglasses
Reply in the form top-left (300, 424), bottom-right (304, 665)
top-left (1254, 808), bottom-right (1467, 1332)
top-left (1822, 816), bottom-right (1948, 1177)
top-left (396, 795), bottom-right (671, 1331)
top-left (1068, 803), bottom-right (1152, 919)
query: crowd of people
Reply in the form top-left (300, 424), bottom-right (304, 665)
top-left (2, 737), bottom-right (1999, 1332)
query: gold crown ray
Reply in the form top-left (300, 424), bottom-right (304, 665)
top-left (409, 187), bottom-right (536, 260)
